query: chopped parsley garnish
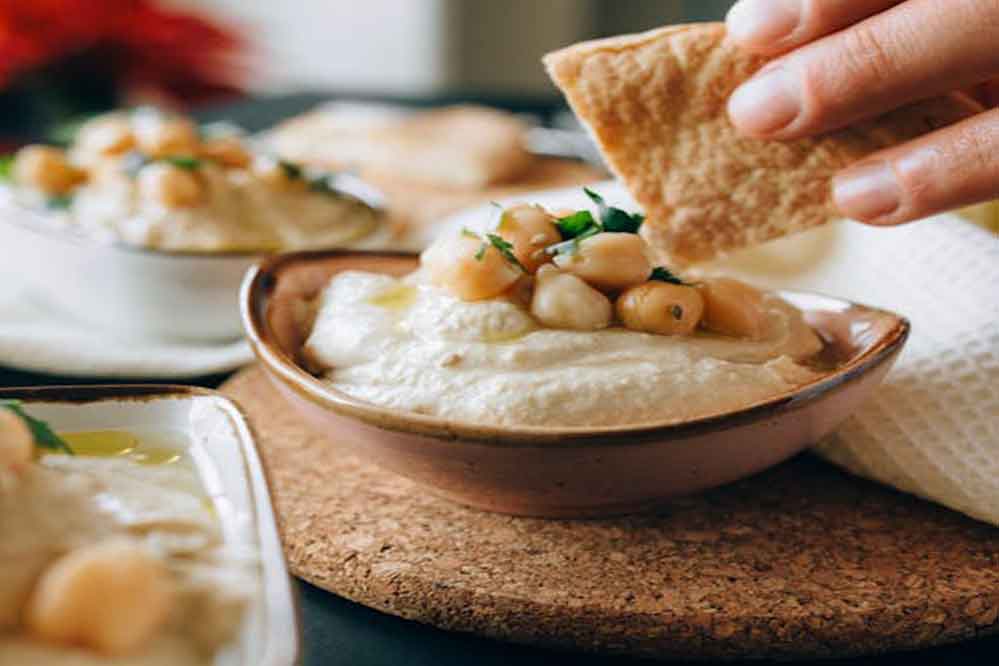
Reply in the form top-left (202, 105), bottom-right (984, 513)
top-left (279, 160), bottom-right (304, 180)
top-left (0, 400), bottom-right (73, 454)
top-left (468, 229), bottom-right (526, 272)
top-left (555, 210), bottom-right (598, 240)
top-left (484, 233), bottom-right (526, 272)
top-left (670, 305), bottom-right (684, 320)
top-left (546, 224), bottom-right (601, 256)
top-left (546, 187), bottom-right (646, 256)
top-left (0, 154), bottom-right (13, 181)
top-left (162, 155), bottom-right (201, 171)
top-left (649, 266), bottom-right (691, 286)
top-left (45, 194), bottom-right (73, 210)
top-left (584, 187), bottom-right (644, 233)
top-left (122, 152), bottom-right (201, 176)
top-left (307, 172), bottom-right (351, 198)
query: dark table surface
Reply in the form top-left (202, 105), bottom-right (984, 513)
top-left (3, 93), bottom-right (997, 665)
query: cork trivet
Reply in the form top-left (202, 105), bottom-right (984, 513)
top-left (223, 367), bottom-right (999, 660)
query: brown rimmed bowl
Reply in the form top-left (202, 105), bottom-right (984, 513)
top-left (241, 250), bottom-right (909, 518)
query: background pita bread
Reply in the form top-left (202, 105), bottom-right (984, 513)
top-left (544, 22), bottom-right (979, 264)
top-left (268, 105), bottom-right (534, 189)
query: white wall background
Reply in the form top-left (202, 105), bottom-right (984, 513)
top-left (167, 0), bottom-right (726, 96)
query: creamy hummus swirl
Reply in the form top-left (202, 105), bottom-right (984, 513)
top-left (304, 270), bottom-right (824, 427)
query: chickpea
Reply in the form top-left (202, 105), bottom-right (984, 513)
top-left (138, 162), bottom-right (203, 208)
top-left (617, 281), bottom-right (704, 336)
top-left (698, 277), bottom-right (768, 340)
top-left (200, 136), bottom-right (252, 169)
top-left (0, 409), bottom-right (34, 472)
top-left (553, 232), bottom-right (652, 293)
top-left (494, 204), bottom-right (561, 273)
top-left (530, 265), bottom-right (612, 331)
top-left (13, 146), bottom-right (85, 195)
top-left (75, 115), bottom-right (135, 159)
top-left (421, 233), bottom-right (522, 301)
top-left (26, 540), bottom-right (174, 655)
top-left (132, 114), bottom-right (199, 158)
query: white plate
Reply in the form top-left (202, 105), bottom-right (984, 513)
top-left (0, 278), bottom-right (254, 379)
top-left (0, 187), bottom-right (406, 345)
top-left (0, 386), bottom-right (299, 665)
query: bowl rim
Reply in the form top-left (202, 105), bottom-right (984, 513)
top-left (0, 383), bottom-right (302, 665)
top-left (242, 249), bottom-right (910, 447)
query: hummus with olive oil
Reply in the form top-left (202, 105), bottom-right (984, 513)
top-left (0, 431), bottom-right (257, 664)
top-left (303, 270), bottom-right (824, 427)
top-left (6, 162), bottom-right (379, 253)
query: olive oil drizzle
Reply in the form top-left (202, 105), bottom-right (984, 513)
top-left (58, 430), bottom-right (182, 466)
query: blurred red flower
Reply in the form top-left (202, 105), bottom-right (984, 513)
top-left (0, 0), bottom-right (246, 105)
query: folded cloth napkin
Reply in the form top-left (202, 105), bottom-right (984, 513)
top-left (445, 181), bottom-right (999, 525)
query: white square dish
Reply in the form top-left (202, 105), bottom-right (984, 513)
top-left (0, 385), bottom-right (299, 666)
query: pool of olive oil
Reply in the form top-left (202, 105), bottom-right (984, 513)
top-left (58, 430), bottom-right (184, 466)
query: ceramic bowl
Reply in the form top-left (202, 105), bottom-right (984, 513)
top-left (242, 251), bottom-right (909, 518)
top-left (0, 384), bottom-right (299, 665)
top-left (0, 188), bottom-right (394, 342)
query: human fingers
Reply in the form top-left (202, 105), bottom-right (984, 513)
top-left (726, 0), bottom-right (904, 56)
top-left (727, 0), bottom-right (999, 139)
top-left (832, 107), bottom-right (999, 224)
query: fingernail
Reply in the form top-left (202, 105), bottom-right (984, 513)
top-left (833, 161), bottom-right (902, 222)
top-left (727, 66), bottom-right (800, 136)
top-left (727, 0), bottom-right (800, 45)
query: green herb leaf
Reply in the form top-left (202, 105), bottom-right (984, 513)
top-left (162, 155), bottom-right (201, 171)
top-left (555, 210), bottom-right (598, 239)
top-left (460, 227), bottom-right (480, 240)
top-left (602, 209), bottom-right (644, 233)
top-left (584, 187), bottom-right (644, 233)
top-left (583, 186), bottom-right (606, 209)
top-left (649, 266), bottom-right (690, 286)
top-left (545, 224), bottom-right (601, 256)
top-left (0, 401), bottom-right (73, 454)
top-left (46, 194), bottom-right (73, 210)
top-left (474, 242), bottom-right (487, 260)
top-left (0, 154), bottom-right (14, 181)
top-left (279, 160), bottom-right (304, 180)
top-left (484, 233), bottom-right (526, 272)
top-left (308, 172), bottom-right (351, 199)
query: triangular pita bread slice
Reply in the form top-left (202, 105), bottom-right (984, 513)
top-left (544, 22), bottom-right (978, 264)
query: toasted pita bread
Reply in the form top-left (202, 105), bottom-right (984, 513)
top-left (267, 105), bottom-right (534, 189)
top-left (544, 23), bottom-right (978, 264)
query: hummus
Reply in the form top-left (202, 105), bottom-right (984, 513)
top-left (4, 110), bottom-right (381, 253)
top-left (303, 270), bottom-right (824, 427)
top-left (64, 163), bottom-right (378, 252)
top-left (0, 431), bottom-right (257, 664)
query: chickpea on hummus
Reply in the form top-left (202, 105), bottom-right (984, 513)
top-left (1, 109), bottom-right (381, 252)
top-left (0, 402), bottom-right (257, 665)
top-left (303, 191), bottom-right (824, 427)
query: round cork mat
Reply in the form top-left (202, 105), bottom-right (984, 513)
top-left (222, 367), bottom-right (999, 660)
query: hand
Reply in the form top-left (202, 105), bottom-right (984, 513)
top-left (724, 0), bottom-right (999, 225)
